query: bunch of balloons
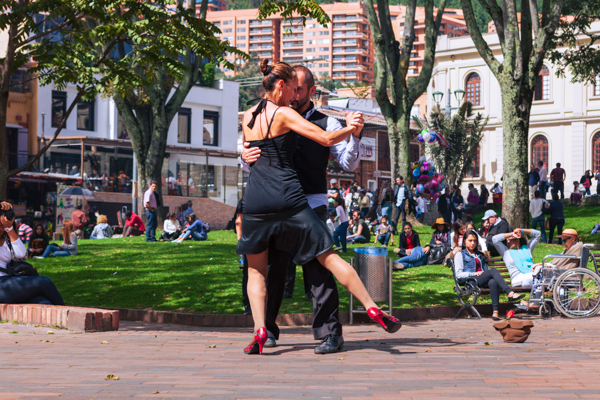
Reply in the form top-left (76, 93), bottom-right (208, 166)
top-left (417, 128), bottom-right (451, 148)
top-left (411, 154), bottom-right (446, 200)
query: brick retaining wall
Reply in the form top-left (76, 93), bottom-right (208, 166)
top-left (0, 304), bottom-right (119, 332)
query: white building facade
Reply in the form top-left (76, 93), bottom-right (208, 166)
top-left (428, 22), bottom-right (600, 198)
top-left (37, 79), bottom-right (241, 207)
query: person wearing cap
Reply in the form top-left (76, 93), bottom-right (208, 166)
top-left (430, 218), bottom-right (450, 244)
top-left (327, 178), bottom-right (341, 212)
top-left (492, 228), bottom-right (542, 287)
top-left (483, 210), bottom-right (513, 257)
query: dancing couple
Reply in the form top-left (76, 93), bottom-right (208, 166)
top-left (237, 60), bottom-right (401, 355)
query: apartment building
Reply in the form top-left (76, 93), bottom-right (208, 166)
top-left (206, 2), bottom-right (467, 83)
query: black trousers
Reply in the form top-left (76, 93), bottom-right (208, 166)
top-left (284, 261), bottom-right (311, 298)
top-left (553, 181), bottom-right (565, 199)
top-left (549, 218), bottom-right (565, 244)
top-left (392, 199), bottom-right (406, 231)
top-left (475, 269), bottom-right (511, 311)
top-left (266, 205), bottom-right (341, 340)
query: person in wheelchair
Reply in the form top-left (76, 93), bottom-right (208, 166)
top-left (524, 229), bottom-right (583, 311)
top-left (492, 228), bottom-right (541, 287)
top-left (454, 230), bottom-right (525, 320)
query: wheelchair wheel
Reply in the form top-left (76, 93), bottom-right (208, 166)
top-left (552, 268), bottom-right (600, 318)
top-left (539, 302), bottom-right (553, 319)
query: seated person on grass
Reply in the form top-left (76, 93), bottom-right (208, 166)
top-left (123, 211), bottom-right (145, 237)
top-left (326, 210), bottom-right (339, 236)
top-left (454, 230), bottom-right (525, 320)
top-left (392, 222), bottom-right (430, 270)
top-left (28, 223), bottom-right (49, 258)
top-left (492, 228), bottom-right (541, 287)
top-left (373, 215), bottom-right (393, 247)
top-left (90, 215), bottom-right (113, 239)
top-left (161, 212), bottom-right (182, 241)
top-left (430, 218), bottom-right (450, 244)
top-left (346, 210), bottom-right (370, 244)
top-left (36, 221), bottom-right (77, 258)
top-left (172, 213), bottom-right (208, 242)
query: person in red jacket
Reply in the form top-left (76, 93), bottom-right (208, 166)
top-left (123, 211), bottom-right (145, 237)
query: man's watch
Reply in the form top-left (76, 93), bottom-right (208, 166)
top-left (4, 226), bottom-right (13, 232)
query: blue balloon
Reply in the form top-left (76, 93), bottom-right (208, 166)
top-left (428, 170), bottom-right (434, 178)
top-left (417, 184), bottom-right (424, 194)
top-left (413, 168), bottom-right (420, 178)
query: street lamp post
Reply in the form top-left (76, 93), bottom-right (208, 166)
top-left (433, 88), bottom-right (466, 119)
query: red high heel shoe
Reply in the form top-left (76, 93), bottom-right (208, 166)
top-left (367, 308), bottom-right (402, 333)
top-left (244, 327), bottom-right (268, 354)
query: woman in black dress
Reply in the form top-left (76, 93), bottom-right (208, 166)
top-left (238, 60), bottom-right (401, 354)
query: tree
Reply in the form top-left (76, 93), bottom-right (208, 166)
top-left (413, 102), bottom-right (488, 188)
top-left (317, 73), bottom-right (336, 92)
top-left (549, 0), bottom-right (600, 85)
top-left (104, 0), bottom-right (242, 217)
top-left (362, 0), bottom-right (447, 182)
top-left (459, 0), bottom-right (564, 227)
top-left (233, 53), bottom-right (263, 112)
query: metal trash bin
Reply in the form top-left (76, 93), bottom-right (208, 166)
top-left (350, 247), bottom-right (393, 324)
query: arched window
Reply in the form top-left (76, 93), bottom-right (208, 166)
top-left (593, 132), bottom-right (600, 172)
top-left (534, 65), bottom-right (550, 101)
top-left (531, 135), bottom-right (548, 167)
top-left (466, 72), bottom-right (481, 106)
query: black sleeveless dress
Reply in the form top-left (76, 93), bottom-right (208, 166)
top-left (236, 101), bottom-right (334, 265)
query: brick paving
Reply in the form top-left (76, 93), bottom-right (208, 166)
top-left (1, 315), bottom-right (600, 399)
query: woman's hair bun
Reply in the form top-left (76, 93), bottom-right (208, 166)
top-left (260, 59), bottom-right (272, 76)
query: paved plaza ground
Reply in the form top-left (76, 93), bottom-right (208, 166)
top-left (0, 316), bottom-right (599, 399)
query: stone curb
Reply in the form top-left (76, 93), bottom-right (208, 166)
top-left (0, 304), bottom-right (119, 332)
top-left (113, 303), bottom-right (516, 328)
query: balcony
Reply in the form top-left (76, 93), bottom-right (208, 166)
top-left (332, 15), bottom-right (361, 22)
top-left (283, 41), bottom-right (303, 48)
top-left (249, 44), bottom-right (272, 50)
top-left (282, 33), bottom-right (303, 40)
top-left (333, 23), bottom-right (357, 30)
top-left (333, 39), bottom-right (357, 46)
top-left (249, 28), bottom-right (272, 34)
top-left (250, 36), bottom-right (272, 42)
top-left (282, 50), bottom-right (303, 56)
top-left (250, 20), bottom-right (272, 26)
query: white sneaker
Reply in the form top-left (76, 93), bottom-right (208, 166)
top-left (33, 256), bottom-right (45, 259)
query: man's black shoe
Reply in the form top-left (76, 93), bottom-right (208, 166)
top-left (264, 337), bottom-right (277, 348)
top-left (314, 335), bottom-right (344, 354)
top-left (283, 292), bottom-right (293, 299)
top-left (243, 305), bottom-right (252, 315)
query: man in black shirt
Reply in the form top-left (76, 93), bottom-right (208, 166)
top-left (483, 210), bottom-right (512, 257)
top-left (437, 188), bottom-right (452, 224)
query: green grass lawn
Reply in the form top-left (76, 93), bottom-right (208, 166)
top-left (32, 205), bottom-right (600, 314)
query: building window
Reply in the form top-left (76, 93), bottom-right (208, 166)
top-left (593, 132), bottom-right (600, 172)
top-left (530, 135), bottom-right (548, 167)
top-left (51, 90), bottom-right (67, 128)
top-left (203, 111), bottom-right (219, 146)
top-left (223, 20), bottom-right (233, 25)
top-left (595, 74), bottom-right (600, 96)
top-left (236, 28), bottom-right (246, 32)
top-left (377, 131), bottom-right (390, 172)
top-left (178, 108), bottom-right (191, 144)
top-left (76, 100), bottom-right (95, 131)
top-left (466, 146), bottom-right (480, 178)
top-left (465, 72), bottom-right (481, 106)
top-left (535, 65), bottom-right (550, 101)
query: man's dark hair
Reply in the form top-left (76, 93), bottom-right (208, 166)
top-left (76, 204), bottom-right (83, 210)
top-left (402, 221), bottom-right (412, 229)
top-left (150, 180), bottom-right (157, 186)
top-left (534, 190), bottom-right (541, 198)
top-left (328, 210), bottom-right (336, 218)
top-left (552, 193), bottom-right (559, 201)
top-left (396, 175), bottom-right (404, 181)
top-left (293, 65), bottom-right (314, 89)
top-left (381, 215), bottom-right (388, 221)
top-left (125, 211), bottom-right (132, 219)
top-left (538, 160), bottom-right (543, 167)
top-left (557, 163), bottom-right (561, 167)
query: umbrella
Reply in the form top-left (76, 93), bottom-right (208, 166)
top-left (59, 186), bottom-right (96, 199)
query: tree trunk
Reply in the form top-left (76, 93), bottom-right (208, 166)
top-left (500, 83), bottom-right (531, 228)
top-left (0, 21), bottom-right (18, 201)
top-left (387, 113), bottom-right (411, 184)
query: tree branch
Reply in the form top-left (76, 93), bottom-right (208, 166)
top-left (529, 0), bottom-right (539, 34)
top-left (8, 38), bottom-right (119, 177)
top-left (459, 0), bottom-right (501, 75)
top-left (15, 14), bottom-right (84, 48)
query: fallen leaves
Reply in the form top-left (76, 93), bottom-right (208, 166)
top-left (484, 342), bottom-right (492, 346)
top-left (208, 344), bottom-right (216, 348)
top-left (41, 340), bottom-right (53, 343)
top-left (9, 331), bottom-right (17, 334)
top-left (101, 341), bottom-right (109, 344)
top-left (105, 374), bottom-right (120, 380)
top-left (47, 331), bottom-right (54, 334)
